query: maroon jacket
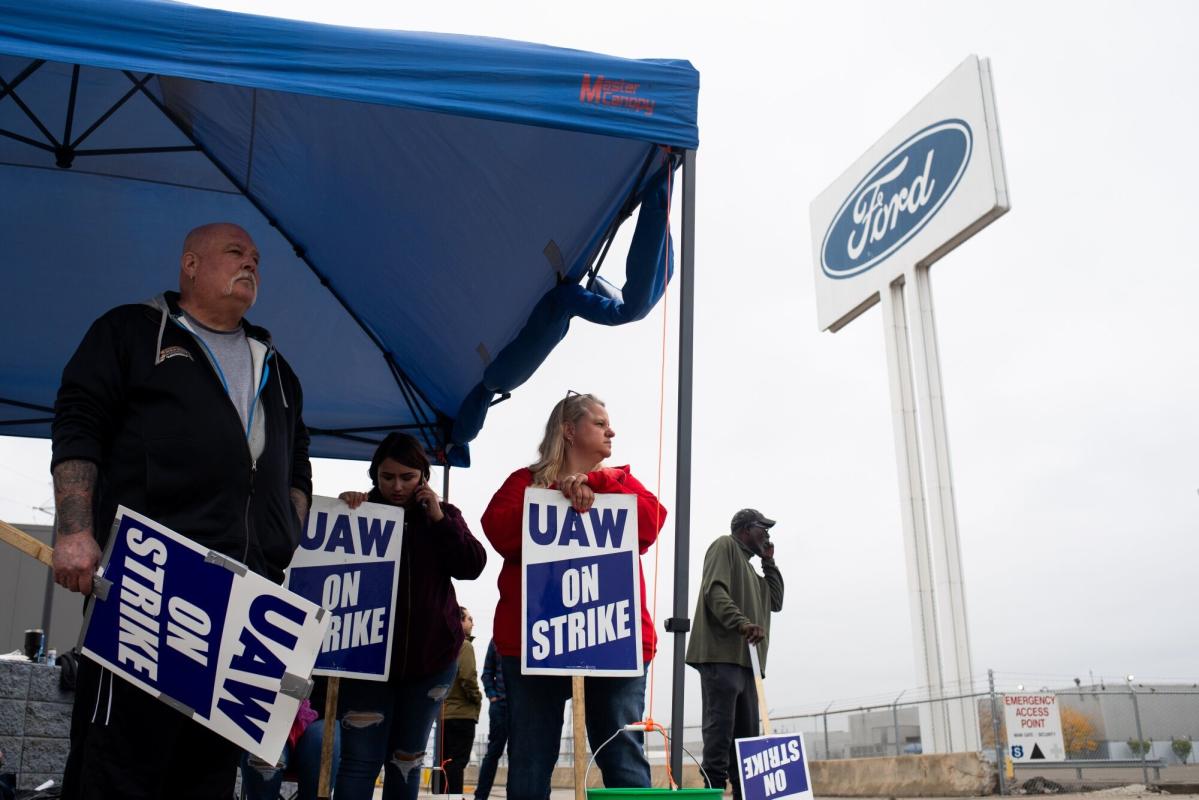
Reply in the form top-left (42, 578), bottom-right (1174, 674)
top-left (369, 488), bottom-right (487, 681)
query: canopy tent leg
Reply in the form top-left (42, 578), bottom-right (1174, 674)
top-left (669, 148), bottom-right (696, 783)
top-left (428, 464), bottom-right (449, 795)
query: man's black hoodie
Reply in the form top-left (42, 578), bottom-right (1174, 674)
top-left (51, 291), bottom-right (311, 583)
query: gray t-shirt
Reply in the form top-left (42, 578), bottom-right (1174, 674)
top-left (184, 312), bottom-right (254, 431)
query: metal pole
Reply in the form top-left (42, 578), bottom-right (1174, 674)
top-left (823, 701), bottom-right (832, 760)
top-left (989, 669), bottom-right (1005, 795)
top-left (1128, 679), bottom-right (1149, 785)
top-left (892, 690), bottom-right (904, 757)
top-left (669, 148), bottom-right (697, 783)
top-left (431, 468), bottom-right (449, 794)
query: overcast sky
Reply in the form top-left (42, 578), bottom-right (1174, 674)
top-left (2, 1), bottom-right (1197, 730)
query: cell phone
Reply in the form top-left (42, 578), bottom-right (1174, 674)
top-left (417, 477), bottom-right (429, 510)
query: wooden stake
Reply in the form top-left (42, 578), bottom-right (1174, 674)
top-left (749, 644), bottom-right (772, 735)
top-left (754, 672), bottom-right (772, 736)
top-left (572, 675), bottom-right (587, 800)
top-left (317, 675), bottom-right (340, 800)
top-left (0, 519), bottom-right (54, 566)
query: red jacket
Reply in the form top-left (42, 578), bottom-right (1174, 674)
top-left (481, 465), bottom-right (667, 664)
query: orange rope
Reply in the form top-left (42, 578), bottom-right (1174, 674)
top-left (642, 719), bottom-right (678, 789)
top-left (644, 148), bottom-right (674, 751)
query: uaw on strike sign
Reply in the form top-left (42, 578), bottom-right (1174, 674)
top-left (80, 507), bottom-right (329, 762)
top-left (1003, 692), bottom-right (1065, 762)
top-left (522, 488), bottom-right (641, 676)
top-left (286, 497), bottom-right (403, 680)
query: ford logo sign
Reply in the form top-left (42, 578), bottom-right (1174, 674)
top-left (821, 119), bottom-right (973, 279)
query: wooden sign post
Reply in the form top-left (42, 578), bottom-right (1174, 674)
top-left (317, 676), bottom-right (340, 799)
top-left (0, 519), bottom-right (53, 566)
top-left (573, 676), bottom-right (587, 800)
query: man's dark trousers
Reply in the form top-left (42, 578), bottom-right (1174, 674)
top-left (62, 655), bottom-right (239, 799)
top-left (474, 699), bottom-right (507, 799)
top-left (440, 718), bottom-right (476, 794)
top-left (697, 662), bottom-right (760, 800)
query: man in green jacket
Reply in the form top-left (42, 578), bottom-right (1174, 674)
top-left (440, 607), bottom-right (483, 795)
top-left (686, 509), bottom-right (785, 800)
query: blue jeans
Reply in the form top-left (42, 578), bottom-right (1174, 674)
top-left (474, 698), bottom-right (508, 799)
top-left (334, 661), bottom-right (458, 800)
top-left (240, 719), bottom-right (340, 800)
top-left (501, 656), bottom-right (650, 800)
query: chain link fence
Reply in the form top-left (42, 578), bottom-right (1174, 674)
top-left (454, 676), bottom-right (1199, 786)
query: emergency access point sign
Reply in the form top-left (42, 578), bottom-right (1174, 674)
top-left (1002, 692), bottom-right (1065, 762)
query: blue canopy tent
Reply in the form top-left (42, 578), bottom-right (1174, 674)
top-left (0, 0), bottom-right (700, 776)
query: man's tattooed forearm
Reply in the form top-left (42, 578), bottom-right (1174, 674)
top-left (290, 488), bottom-right (309, 523)
top-left (52, 460), bottom-right (97, 536)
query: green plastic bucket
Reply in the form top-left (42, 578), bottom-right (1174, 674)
top-left (587, 790), bottom-right (724, 800)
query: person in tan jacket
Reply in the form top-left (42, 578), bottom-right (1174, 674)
top-left (440, 607), bottom-right (483, 794)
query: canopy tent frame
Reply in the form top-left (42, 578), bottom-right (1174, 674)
top-left (1, 0), bottom-right (701, 778)
top-left (0, 397), bottom-right (54, 427)
top-left (126, 68), bottom-right (450, 459)
top-left (2, 55), bottom-right (452, 457)
top-left (669, 148), bottom-right (696, 780)
top-left (1, 52), bottom-right (686, 463)
top-left (0, 63), bottom-right (200, 165)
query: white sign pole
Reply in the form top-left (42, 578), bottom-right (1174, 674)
top-left (908, 266), bottom-right (978, 749)
top-left (880, 278), bottom-right (950, 754)
top-left (810, 54), bottom-right (1009, 753)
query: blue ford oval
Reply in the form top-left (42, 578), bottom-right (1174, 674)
top-left (821, 119), bottom-right (973, 279)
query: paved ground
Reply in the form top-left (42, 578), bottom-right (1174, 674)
top-left (397, 787), bottom-right (1199, 800)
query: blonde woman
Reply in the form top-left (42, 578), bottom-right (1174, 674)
top-left (480, 392), bottom-right (666, 799)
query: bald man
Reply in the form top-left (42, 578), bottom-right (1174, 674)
top-left (51, 223), bottom-right (312, 799)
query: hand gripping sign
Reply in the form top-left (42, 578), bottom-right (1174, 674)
top-left (285, 496), bottom-right (404, 680)
top-left (79, 507), bottom-right (329, 763)
top-left (735, 733), bottom-right (814, 800)
top-left (521, 488), bottom-right (642, 676)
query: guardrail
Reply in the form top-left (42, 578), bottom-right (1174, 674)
top-left (1016, 759), bottom-right (1164, 781)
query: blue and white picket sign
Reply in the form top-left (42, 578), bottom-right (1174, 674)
top-left (521, 487), bottom-right (641, 676)
top-left (735, 733), bottom-right (814, 800)
top-left (285, 496), bottom-right (404, 681)
top-left (80, 506), bottom-right (329, 763)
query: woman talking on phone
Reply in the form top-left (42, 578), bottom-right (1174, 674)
top-left (481, 392), bottom-right (667, 799)
top-left (335, 432), bottom-right (487, 800)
